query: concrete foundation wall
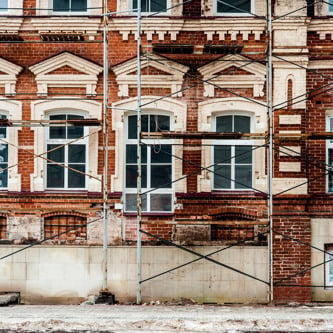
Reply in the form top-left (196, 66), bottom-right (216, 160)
top-left (0, 245), bottom-right (268, 304)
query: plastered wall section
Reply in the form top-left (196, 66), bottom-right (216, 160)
top-left (311, 219), bottom-right (333, 301)
top-left (0, 246), bottom-right (268, 304)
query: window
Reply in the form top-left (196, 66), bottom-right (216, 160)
top-left (325, 244), bottom-right (333, 287)
top-left (0, 115), bottom-right (8, 189)
top-left (0, 0), bottom-right (8, 11)
top-left (216, 0), bottom-right (252, 15)
top-left (213, 115), bottom-right (253, 190)
top-left (329, 0), bottom-right (333, 14)
top-left (46, 113), bottom-right (86, 189)
top-left (328, 117), bottom-right (333, 192)
top-left (132, 0), bottom-right (167, 13)
top-left (53, 0), bottom-right (87, 12)
top-left (125, 114), bottom-right (173, 212)
top-left (44, 214), bottom-right (87, 241)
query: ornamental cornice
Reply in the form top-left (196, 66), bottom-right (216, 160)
top-left (25, 17), bottom-right (102, 38)
top-left (308, 19), bottom-right (333, 40)
top-left (110, 17), bottom-right (266, 41)
top-left (0, 17), bottom-right (23, 34)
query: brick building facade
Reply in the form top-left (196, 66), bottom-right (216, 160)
top-left (0, 0), bottom-right (333, 304)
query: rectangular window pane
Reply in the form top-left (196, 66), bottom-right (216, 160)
top-left (217, 0), bottom-right (251, 13)
top-left (234, 115), bottom-right (251, 133)
top-left (216, 116), bottom-right (232, 132)
top-left (329, 149), bottom-right (333, 192)
top-left (151, 145), bottom-right (171, 163)
top-left (235, 165), bottom-right (252, 189)
top-left (214, 165), bottom-right (231, 189)
top-left (0, 163), bottom-right (7, 187)
top-left (0, 144), bottom-right (8, 163)
top-left (68, 115), bottom-right (84, 139)
top-left (53, 0), bottom-right (70, 11)
top-left (151, 165), bottom-right (172, 188)
top-left (47, 145), bottom-right (64, 163)
top-left (49, 115), bottom-right (66, 139)
top-left (125, 193), bottom-right (147, 212)
top-left (68, 164), bottom-right (85, 188)
top-left (235, 146), bottom-right (252, 164)
top-left (151, 0), bottom-right (167, 12)
top-left (151, 194), bottom-right (172, 211)
top-left (126, 165), bottom-right (147, 188)
top-left (68, 145), bottom-right (85, 163)
top-left (47, 164), bottom-right (65, 188)
top-left (71, 0), bottom-right (87, 11)
top-left (329, 0), bottom-right (333, 12)
top-left (214, 146), bottom-right (231, 164)
top-left (329, 253), bottom-right (333, 283)
top-left (0, 0), bottom-right (7, 11)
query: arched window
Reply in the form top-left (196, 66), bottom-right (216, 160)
top-left (125, 114), bottom-right (173, 212)
top-left (44, 214), bottom-right (87, 241)
top-left (213, 114), bottom-right (253, 190)
top-left (46, 113), bottom-right (87, 189)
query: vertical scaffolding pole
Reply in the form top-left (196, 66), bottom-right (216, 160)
top-left (267, 0), bottom-right (274, 303)
top-left (136, 0), bottom-right (143, 305)
top-left (102, 0), bottom-right (109, 291)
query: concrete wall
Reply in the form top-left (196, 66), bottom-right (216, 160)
top-left (311, 219), bottom-right (333, 302)
top-left (0, 245), bottom-right (268, 304)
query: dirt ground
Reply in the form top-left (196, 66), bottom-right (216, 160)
top-left (0, 303), bottom-right (333, 332)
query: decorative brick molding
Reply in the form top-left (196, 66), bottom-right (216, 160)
top-left (29, 52), bottom-right (103, 96)
top-left (208, 206), bottom-right (260, 220)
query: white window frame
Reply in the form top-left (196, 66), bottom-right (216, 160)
top-left (45, 111), bottom-right (88, 190)
top-left (31, 99), bottom-right (102, 192)
top-left (130, 0), bottom-right (169, 14)
top-left (117, 0), bottom-right (182, 16)
top-left (212, 113), bottom-right (254, 190)
top-left (0, 100), bottom-right (21, 192)
top-left (124, 113), bottom-right (173, 213)
top-left (325, 245), bottom-right (333, 287)
top-left (112, 96), bottom-right (187, 212)
top-left (37, 0), bottom-right (101, 15)
top-left (327, 114), bottom-right (333, 193)
top-left (198, 98), bottom-right (267, 193)
top-left (215, 0), bottom-right (254, 16)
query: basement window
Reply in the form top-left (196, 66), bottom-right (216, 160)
top-left (44, 214), bottom-right (87, 242)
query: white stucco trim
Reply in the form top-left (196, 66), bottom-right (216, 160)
top-left (0, 99), bottom-right (22, 191)
top-left (112, 53), bottom-right (189, 97)
top-left (197, 54), bottom-right (266, 98)
top-left (111, 96), bottom-right (187, 195)
top-left (30, 99), bottom-right (102, 192)
top-left (29, 52), bottom-right (103, 96)
top-left (0, 57), bottom-right (23, 96)
top-left (198, 98), bottom-right (267, 192)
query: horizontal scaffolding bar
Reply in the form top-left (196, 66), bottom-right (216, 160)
top-left (142, 131), bottom-right (333, 140)
top-left (0, 119), bottom-right (102, 127)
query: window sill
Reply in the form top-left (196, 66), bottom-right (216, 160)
top-left (123, 212), bottom-right (174, 217)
